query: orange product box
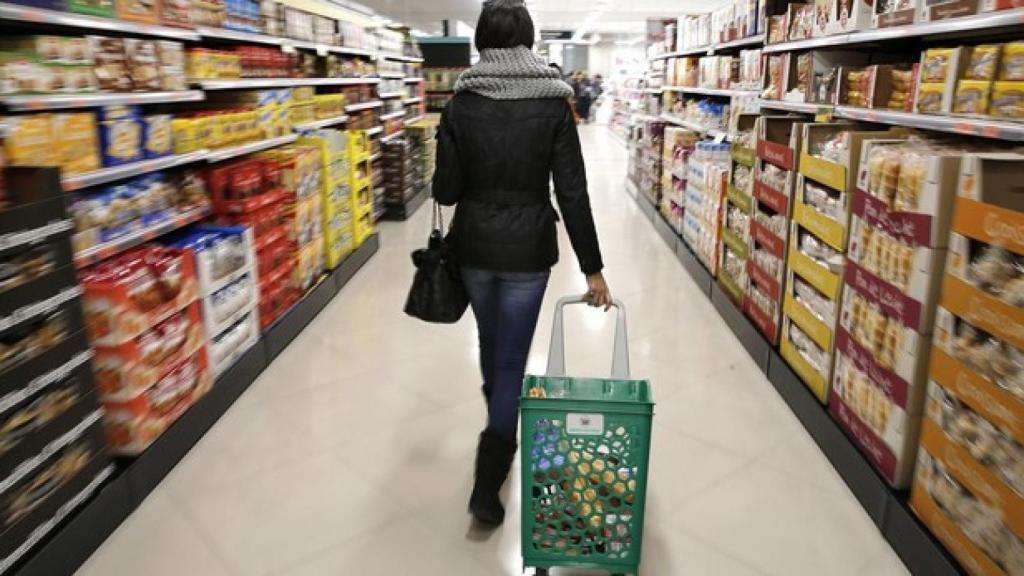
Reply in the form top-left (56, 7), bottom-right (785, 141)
top-left (80, 245), bottom-right (199, 347)
top-left (92, 302), bottom-right (204, 402)
top-left (910, 454), bottom-right (1011, 576)
top-left (919, 415), bottom-right (1024, 539)
top-left (101, 347), bottom-right (212, 455)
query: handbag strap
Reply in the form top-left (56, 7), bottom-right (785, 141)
top-left (431, 199), bottom-right (448, 235)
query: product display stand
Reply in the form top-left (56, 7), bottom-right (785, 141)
top-left (10, 235), bottom-right (379, 576)
top-left (624, 182), bottom-right (963, 576)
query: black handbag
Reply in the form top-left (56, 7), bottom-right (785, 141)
top-left (404, 201), bottom-right (468, 323)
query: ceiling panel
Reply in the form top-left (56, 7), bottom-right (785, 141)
top-left (359, 0), bottom-right (716, 36)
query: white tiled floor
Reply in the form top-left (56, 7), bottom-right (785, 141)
top-left (77, 126), bottom-right (911, 576)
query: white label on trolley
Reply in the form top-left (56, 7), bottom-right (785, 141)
top-left (567, 413), bottom-right (604, 436)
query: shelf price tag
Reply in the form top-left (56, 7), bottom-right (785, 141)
top-left (815, 106), bottom-right (833, 122)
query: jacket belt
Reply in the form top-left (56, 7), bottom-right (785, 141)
top-left (464, 188), bottom-right (550, 205)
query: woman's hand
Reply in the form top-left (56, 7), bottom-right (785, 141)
top-left (585, 272), bottom-right (612, 311)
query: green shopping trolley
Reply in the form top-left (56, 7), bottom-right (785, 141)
top-left (520, 296), bottom-right (654, 576)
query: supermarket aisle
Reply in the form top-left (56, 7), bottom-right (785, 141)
top-left (77, 126), bottom-right (911, 576)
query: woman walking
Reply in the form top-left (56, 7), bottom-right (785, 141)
top-left (432, 0), bottom-right (611, 527)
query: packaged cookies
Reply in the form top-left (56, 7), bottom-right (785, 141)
top-left (88, 36), bottom-right (132, 92)
top-left (965, 44), bottom-right (1002, 81)
top-left (142, 114), bottom-right (172, 159)
top-left (916, 82), bottom-right (946, 113)
top-left (123, 38), bottom-right (161, 92)
top-left (1000, 40), bottom-right (1024, 81)
top-left (4, 114), bottom-right (57, 167)
top-left (922, 47), bottom-right (955, 83)
top-left (52, 112), bottom-right (101, 175)
top-left (97, 105), bottom-right (143, 166)
top-left (116, 0), bottom-right (159, 23)
top-left (990, 80), bottom-right (1024, 118)
top-left (952, 80), bottom-right (992, 114)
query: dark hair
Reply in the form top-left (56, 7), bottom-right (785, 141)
top-left (475, 0), bottom-right (534, 50)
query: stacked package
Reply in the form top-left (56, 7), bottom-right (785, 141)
top-left (349, 131), bottom-right (375, 247)
top-left (82, 243), bottom-right (211, 455)
top-left (719, 114), bottom-right (758, 307)
top-left (746, 115), bottom-right (803, 346)
top-left (0, 168), bottom-right (112, 573)
top-left (910, 153), bottom-right (1024, 576)
top-left (207, 155), bottom-right (295, 329)
top-left (168, 226), bottom-right (260, 377)
top-left (781, 123), bottom-right (903, 403)
top-left (683, 142), bottom-right (730, 274)
top-left (660, 126), bottom-right (696, 232)
top-left (832, 137), bottom-right (964, 487)
top-left (297, 130), bottom-right (353, 269)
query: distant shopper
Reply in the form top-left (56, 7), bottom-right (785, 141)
top-left (432, 0), bottom-right (611, 527)
top-left (575, 74), bottom-right (596, 123)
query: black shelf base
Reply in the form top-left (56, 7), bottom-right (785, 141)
top-left (624, 180), bottom-right (963, 576)
top-left (12, 234), bottom-right (381, 576)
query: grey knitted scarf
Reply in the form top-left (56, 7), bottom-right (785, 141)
top-left (454, 46), bottom-right (574, 100)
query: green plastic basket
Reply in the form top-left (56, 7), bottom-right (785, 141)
top-left (520, 297), bottom-right (654, 576)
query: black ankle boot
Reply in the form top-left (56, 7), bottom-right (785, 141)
top-left (469, 430), bottom-right (517, 526)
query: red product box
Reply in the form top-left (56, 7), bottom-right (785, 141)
top-left (215, 201), bottom-right (286, 242)
top-left (206, 158), bottom-right (286, 215)
top-left (81, 245), bottom-right (199, 347)
top-left (101, 348), bottom-right (212, 455)
top-left (92, 302), bottom-right (205, 402)
top-left (256, 236), bottom-right (290, 279)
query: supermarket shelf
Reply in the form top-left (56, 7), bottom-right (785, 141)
top-left (404, 115), bottom-right (425, 125)
top-left (659, 114), bottom-right (730, 141)
top-left (365, 126), bottom-right (383, 136)
top-left (379, 110), bottom-right (405, 121)
top-left (662, 86), bottom-right (759, 98)
top-left (383, 184), bottom-right (428, 221)
top-left (74, 204), bottom-right (211, 268)
top-left (369, 152), bottom-right (381, 161)
top-left (2, 90), bottom-right (204, 112)
top-left (763, 8), bottom-right (1024, 54)
top-left (380, 130), bottom-right (404, 143)
top-left (403, 97), bottom-right (423, 105)
top-left (62, 149), bottom-right (209, 192)
top-left (293, 115), bottom-right (349, 131)
top-left (405, 77), bottom-right (425, 83)
top-left (198, 77), bottom-right (378, 90)
top-left (0, 2), bottom-right (200, 39)
top-left (378, 91), bottom-right (404, 99)
top-left (345, 100), bottom-right (383, 112)
top-left (194, 25), bottom-right (281, 45)
top-left (623, 178), bottom-right (967, 576)
top-left (650, 34), bottom-right (764, 60)
top-left (760, 99), bottom-right (829, 114)
top-left (379, 72), bottom-right (405, 79)
top-left (712, 33), bottom-right (766, 52)
top-left (13, 236), bottom-right (380, 576)
top-left (204, 134), bottom-right (298, 163)
top-left (834, 105), bottom-right (1024, 141)
top-left (284, 39), bottom-right (374, 58)
top-left (643, 87), bottom-right (663, 94)
top-left (381, 53), bottom-right (424, 63)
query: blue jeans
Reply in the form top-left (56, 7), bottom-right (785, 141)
top-left (462, 268), bottom-right (550, 441)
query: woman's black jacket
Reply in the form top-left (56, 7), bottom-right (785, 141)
top-left (431, 91), bottom-right (604, 275)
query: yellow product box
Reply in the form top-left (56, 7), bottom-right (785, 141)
top-left (52, 112), bottom-right (100, 175)
top-left (289, 103), bottom-right (315, 125)
top-left (256, 104), bottom-right (278, 138)
top-left (172, 118), bottom-right (199, 153)
top-left (5, 114), bottom-right (56, 167)
top-left (275, 106), bottom-right (291, 135)
top-left (780, 315), bottom-right (832, 403)
top-left (292, 86), bottom-right (314, 104)
top-left (915, 82), bottom-right (948, 113)
top-left (787, 242), bottom-right (842, 301)
top-left (193, 115), bottom-right (216, 149)
top-left (952, 79), bottom-right (992, 114)
top-left (989, 80), bottom-right (1024, 119)
top-left (793, 193), bottom-right (847, 251)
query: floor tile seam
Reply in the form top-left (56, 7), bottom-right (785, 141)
top-left (659, 521), bottom-right (776, 576)
top-left (267, 515), bottom-right (418, 576)
top-left (158, 487), bottom-right (254, 576)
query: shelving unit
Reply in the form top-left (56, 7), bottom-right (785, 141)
top-left (345, 100), bottom-right (383, 113)
top-left (293, 115), bottom-right (350, 131)
top-left (204, 134), bottom-right (299, 163)
top-left (61, 149), bottom-right (210, 191)
top-left (1, 91), bottom-right (204, 111)
top-left (637, 9), bottom-right (1024, 576)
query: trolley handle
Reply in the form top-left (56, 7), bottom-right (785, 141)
top-left (546, 295), bottom-right (630, 379)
